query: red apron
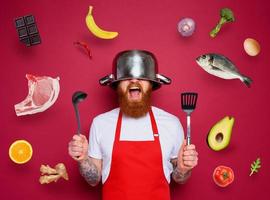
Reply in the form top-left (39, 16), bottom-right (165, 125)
top-left (102, 109), bottom-right (170, 200)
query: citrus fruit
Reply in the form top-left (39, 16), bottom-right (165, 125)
top-left (9, 140), bottom-right (33, 164)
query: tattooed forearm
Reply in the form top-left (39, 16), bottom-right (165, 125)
top-left (79, 158), bottom-right (101, 186)
top-left (171, 161), bottom-right (191, 184)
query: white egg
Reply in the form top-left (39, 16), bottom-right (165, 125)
top-left (243, 38), bottom-right (261, 56)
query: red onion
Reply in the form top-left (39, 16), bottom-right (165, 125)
top-left (177, 18), bottom-right (196, 37)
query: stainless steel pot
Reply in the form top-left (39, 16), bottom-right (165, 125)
top-left (99, 50), bottom-right (171, 90)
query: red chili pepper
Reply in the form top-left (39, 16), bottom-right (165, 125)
top-left (213, 165), bottom-right (234, 187)
top-left (73, 41), bottom-right (92, 59)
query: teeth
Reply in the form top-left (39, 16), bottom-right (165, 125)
top-left (130, 87), bottom-right (140, 90)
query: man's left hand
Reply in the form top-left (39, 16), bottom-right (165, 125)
top-left (177, 140), bottom-right (198, 174)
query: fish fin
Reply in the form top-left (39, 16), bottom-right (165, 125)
top-left (242, 76), bottom-right (253, 88)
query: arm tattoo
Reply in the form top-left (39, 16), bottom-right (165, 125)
top-left (172, 160), bottom-right (191, 184)
top-left (79, 158), bottom-right (101, 186)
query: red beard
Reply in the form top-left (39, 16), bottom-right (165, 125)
top-left (117, 82), bottom-right (152, 118)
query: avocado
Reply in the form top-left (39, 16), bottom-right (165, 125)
top-left (207, 116), bottom-right (235, 151)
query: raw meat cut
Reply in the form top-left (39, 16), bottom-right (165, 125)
top-left (15, 74), bottom-right (60, 116)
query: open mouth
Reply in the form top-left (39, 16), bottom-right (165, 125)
top-left (128, 86), bottom-right (142, 100)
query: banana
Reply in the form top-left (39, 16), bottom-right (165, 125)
top-left (85, 6), bottom-right (118, 39)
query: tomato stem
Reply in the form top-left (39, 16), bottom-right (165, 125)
top-left (222, 172), bottom-right (229, 179)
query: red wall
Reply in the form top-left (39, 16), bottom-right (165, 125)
top-left (1, 0), bottom-right (269, 199)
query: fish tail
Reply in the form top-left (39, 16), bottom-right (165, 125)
top-left (241, 76), bottom-right (253, 88)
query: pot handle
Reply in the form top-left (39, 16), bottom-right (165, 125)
top-left (156, 74), bottom-right (171, 85)
top-left (99, 74), bottom-right (115, 86)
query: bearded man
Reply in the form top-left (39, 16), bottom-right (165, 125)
top-left (68, 50), bottom-right (198, 200)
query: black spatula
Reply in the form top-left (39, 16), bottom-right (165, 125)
top-left (181, 92), bottom-right (198, 145)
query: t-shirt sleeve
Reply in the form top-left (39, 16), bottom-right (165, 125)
top-left (170, 118), bottom-right (184, 159)
top-left (88, 119), bottom-right (102, 159)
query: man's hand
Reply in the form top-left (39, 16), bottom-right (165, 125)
top-left (177, 140), bottom-right (198, 174)
top-left (68, 134), bottom-right (89, 161)
top-left (68, 134), bottom-right (102, 186)
top-left (172, 140), bottom-right (198, 184)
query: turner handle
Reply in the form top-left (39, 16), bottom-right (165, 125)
top-left (187, 114), bottom-right (191, 145)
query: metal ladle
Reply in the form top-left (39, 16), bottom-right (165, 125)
top-left (72, 91), bottom-right (87, 135)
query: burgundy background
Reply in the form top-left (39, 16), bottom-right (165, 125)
top-left (1, 0), bottom-right (269, 199)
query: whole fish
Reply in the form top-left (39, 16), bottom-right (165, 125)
top-left (196, 53), bottom-right (252, 87)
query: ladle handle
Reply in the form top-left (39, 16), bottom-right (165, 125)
top-left (74, 104), bottom-right (81, 135)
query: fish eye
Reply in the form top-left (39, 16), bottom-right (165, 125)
top-left (202, 55), bottom-right (206, 59)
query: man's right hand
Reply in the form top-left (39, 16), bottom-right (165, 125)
top-left (68, 134), bottom-right (89, 161)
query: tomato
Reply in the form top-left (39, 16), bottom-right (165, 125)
top-left (213, 165), bottom-right (234, 187)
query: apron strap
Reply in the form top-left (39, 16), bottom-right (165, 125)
top-left (115, 111), bottom-right (123, 141)
top-left (149, 109), bottom-right (159, 136)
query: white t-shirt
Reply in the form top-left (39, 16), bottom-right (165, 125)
top-left (88, 106), bottom-right (184, 184)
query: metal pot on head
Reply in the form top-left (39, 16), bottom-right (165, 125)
top-left (99, 50), bottom-right (171, 90)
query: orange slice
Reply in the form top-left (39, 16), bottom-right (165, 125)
top-left (9, 140), bottom-right (33, 164)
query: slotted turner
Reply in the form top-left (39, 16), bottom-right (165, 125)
top-left (181, 92), bottom-right (198, 145)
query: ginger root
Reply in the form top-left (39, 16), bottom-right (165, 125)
top-left (39, 163), bottom-right (69, 184)
top-left (40, 164), bottom-right (57, 175)
top-left (39, 174), bottom-right (61, 184)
